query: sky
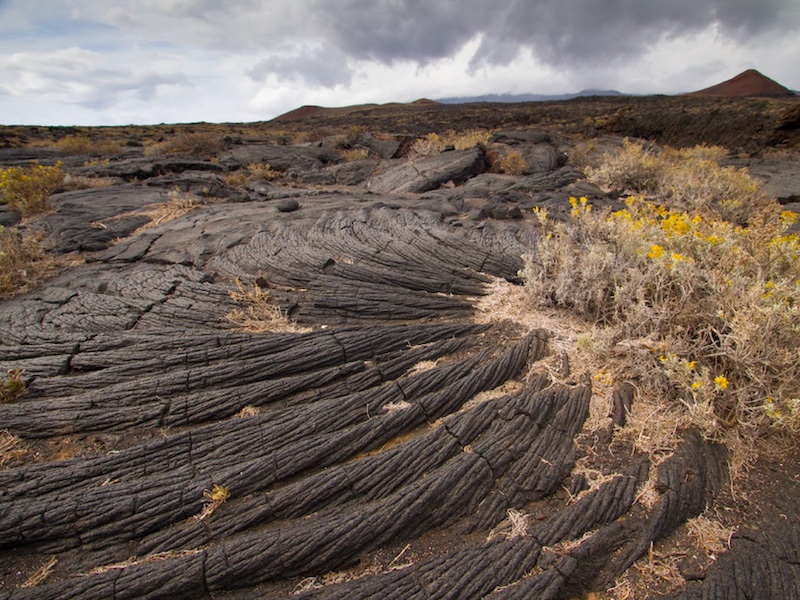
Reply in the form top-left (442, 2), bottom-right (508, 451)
top-left (1, 0), bottom-right (799, 126)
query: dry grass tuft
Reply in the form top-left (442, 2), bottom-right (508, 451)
top-left (0, 430), bottom-right (27, 467)
top-left (225, 278), bottom-right (309, 333)
top-left (224, 162), bottom-right (284, 186)
top-left (90, 549), bottom-right (203, 575)
top-left (487, 508), bottom-right (531, 541)
top-left (408, 359), bottom-right (440, 375)
top-left (138, 188), bottom-right (201, 229)
top-left (407, 129), bottom-right (491, 160)
top-left (236, 405), bottom-right (261, 418)
top-left (21, 557), bottom-right (58, 588)
top-left (687, 514), bottom-right (734, 558)
top-left (144, 131), bottom-right (226, 157)
top-left (0, 227), bottom-right (60, 300)
top-left (493, 148), bottom-right (529, 175)
top-left (1, 369), bottom-right (25, 403)
top-left (61, 174), bottom-right (116, 191)
top-left (340, 148), bottom-right (369, 161)
top-left (55, 135), bottom-right (123, 155)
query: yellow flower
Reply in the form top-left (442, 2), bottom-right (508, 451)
top-left (691, 381), bottom-right (702, 389)
top-left (647, 244), bottom-right (664, 259)
top-left (706, 235), bottom-right (721, 245)
top-left (671, 252), bottom-right (685, 262)
top-left (714, 375), bottom-right (729, 390)
top-left (686, 361), bottom-right (696, 370)
top-left (781, 211), bottom-right (798, 225)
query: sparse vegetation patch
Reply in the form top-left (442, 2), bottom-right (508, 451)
top-left (523, 147), bottom-right (800, 441)
top-left (0, 162), bottom-right (64, 217)
top-left (0, 226), bottom-right (58, 299)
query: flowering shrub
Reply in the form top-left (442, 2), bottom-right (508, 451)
top-left (586, 139), bottom-right (770, 224)
top-left (0, 162), bottom-right (64, 217)
top-left (524, 192), bottom-right (800, 436)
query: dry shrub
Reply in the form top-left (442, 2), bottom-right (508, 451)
top-left (408, 132), bottom-right (445, 159)
top-left (523, 192), bottom-right (800, 438)
top-left (225, 278), bottom-right (308, 333)
top-left (0, 227), bottom-right (58, 299)
top-left (449, 129), bottom-right (491, 150)
top-left (144, 131), bottom-right (226, 157)
top-left (223, 171), bottom-right (250, 187)
top-left (55, 136), bottom-right (123, 155)
top-left (495, 149), bottom-right (528, 175)
top-left (586, 139), bottom-right (769, 224)
top-left (224, 162), bottom-right (283, 186)
top-left (0, 162), bottom-right (64, 217)
top-left (340, 148), bottom-right (369, 161)
top-left (408, 130), bottom-right (491, 160)
top-left (246, 162), bottom-right (283, 180)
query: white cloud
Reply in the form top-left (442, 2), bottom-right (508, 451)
top-left (0, 0), bottom-right (797, 125)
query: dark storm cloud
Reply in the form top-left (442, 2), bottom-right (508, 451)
top-left (307, 0), bottom-right (799, 70)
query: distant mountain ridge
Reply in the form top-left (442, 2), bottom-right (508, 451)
top-left (438, 89), bottom-right (625, 104)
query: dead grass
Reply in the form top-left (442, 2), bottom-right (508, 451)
top-left (236, 405), bottom-right (261, 418)
top-left (144, 132), bottom-right (226, 157)
top-left (61, 174), bottom-right (116, 190)
top-left (136, 188), bottom-right (201, 231)
top-left (55, 135), bottom-right (124, 155)
top-left (687, 514), bottom-right (734, 558)
top-left (340, 148), bottom-right (369, 161)
top-left (0, 227), bottom-right (60, 300)
top-left (474, 277), bottom-right (617, 436)
top-left (0, 430), bottom-right (27, 467)
top-left (89, 549), bottom-right (204, 575)
top-left (224, 162), bottom-right (284, 186)
top-left (224, 278), bottom-right (310, 333)
top-left (488, 148), bottom-right (529, 175)
top-left (487, 508), bottom-right (530, 541)
top-left (407, 129), bottom-right (492, 160)
top-left (20, 557), bottom-right (58, 588)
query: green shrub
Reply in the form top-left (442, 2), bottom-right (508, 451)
top-left (1, 370), bottom-right (25, 403)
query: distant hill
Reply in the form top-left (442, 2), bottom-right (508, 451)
top-left (438, 89), bottom-right (625, 104)
top-left (688, 69), bottom-right (795, 97)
